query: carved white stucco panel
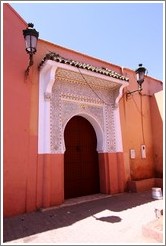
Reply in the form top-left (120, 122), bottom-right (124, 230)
top-left (38, 62), bottom-right (127, 154)
top-left (49, 75), bottom-right (120, 154)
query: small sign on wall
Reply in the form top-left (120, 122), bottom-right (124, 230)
top-left (130, 149), bottom-right (136, 159)
top-left (141, 144), bottom-right (146, 158)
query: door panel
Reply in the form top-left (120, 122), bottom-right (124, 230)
top-left (64, 116), bottom-right (100, 199)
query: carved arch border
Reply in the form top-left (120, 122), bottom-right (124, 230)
top-left (62, 112), bottom-right (104, 153)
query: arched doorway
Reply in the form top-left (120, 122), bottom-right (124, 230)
top-left (64, 116), bottom-right (100, 199)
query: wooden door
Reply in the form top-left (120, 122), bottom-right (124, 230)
top-left (64, 116), bottom-right (100, 199)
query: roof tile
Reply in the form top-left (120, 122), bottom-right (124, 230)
top-left (38, 52), bottom-right (129, 82)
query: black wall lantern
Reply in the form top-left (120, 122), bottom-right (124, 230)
top-left (126, 64), bottom-right (148, 98)
top-left (23, 23), bottom-right (39, 76)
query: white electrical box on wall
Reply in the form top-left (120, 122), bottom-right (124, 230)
top-left (130, 149), bottom-right (136, 159)
top-left (141, 144), bottom-right (146, 158)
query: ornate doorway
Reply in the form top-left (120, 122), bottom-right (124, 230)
top-left (38, 59), bottom-right (129, 207)
top-left (64, 116), bottom-right (100, 199)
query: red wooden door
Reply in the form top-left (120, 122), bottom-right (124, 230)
top-left (64, 116), bottom-right (100, 199)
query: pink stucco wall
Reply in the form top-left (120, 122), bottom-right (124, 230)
top-left (3, 3), bottom-right (163, 217)
top-left (3, 4), bottom-right (33, 216)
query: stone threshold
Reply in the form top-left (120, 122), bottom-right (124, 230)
top-left (40, 193), bottom-right (112, 212)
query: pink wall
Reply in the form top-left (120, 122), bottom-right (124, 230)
top-left (99, 152), bottom-right (126, 194)
top-left (3, 3), bottom-right (163, 217)
top-left (3, 4), bottom-right (32, 216)
top-left (119, 68), bottom-right (163, 181)
top-left (37, 154), bottom-right (64, 209)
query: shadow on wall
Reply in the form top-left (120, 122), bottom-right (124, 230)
top-left (150, 92), bottom-right (163, 179)
top-left (127, 178), bottom-right (163, 193)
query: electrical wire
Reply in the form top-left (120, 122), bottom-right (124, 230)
top-left (43, 49), bottom-right (117, 106)
top-left (130, 93), bottom-right (145, 144)
top-left (140, 94), bottom-right (145, 144)
top-left (77, 67), bottom-right (110, 106)
top-left (131, 93), bottom-right (144, 116)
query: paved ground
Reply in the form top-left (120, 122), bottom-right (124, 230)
top-left (3, 191), bottom-right (164, 244)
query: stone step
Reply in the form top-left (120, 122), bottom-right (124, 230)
top-left (142, 216), bottom-right (163, 242)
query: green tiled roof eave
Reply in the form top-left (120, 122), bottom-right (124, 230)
top-left (38, 52), bottom-right (129, 82)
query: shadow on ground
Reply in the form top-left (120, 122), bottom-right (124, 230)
top-left (93, 215), bottom-right (122, 223)
top-left (3, 191), bottom-right (154, 242)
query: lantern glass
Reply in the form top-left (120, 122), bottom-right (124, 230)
top-left (135, 64), bottom-right (146, 86)
top-left (136, 71), bottom-right (145, 84)
top-left (25, 35), bottom-right (38, 54)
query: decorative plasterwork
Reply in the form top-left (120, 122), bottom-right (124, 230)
top-left (56, 68), bottom-right (119, 90)
top-left (38, 60), bottom-right (129, 154)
